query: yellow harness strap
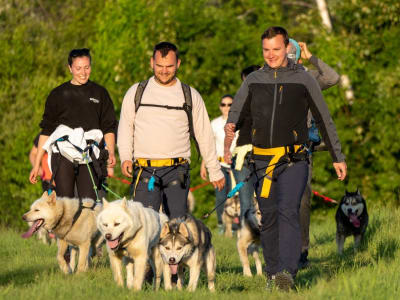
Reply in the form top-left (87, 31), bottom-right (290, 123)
top-left (135, 158), bottom-right (186, 167)
top-left (253, 145), bottom-right (301, 198)
top-left (132, 158), bottom-right (187, 197)
top-left (133, 168), bottom-right (143, 198)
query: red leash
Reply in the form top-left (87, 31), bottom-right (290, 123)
top-left (190, 181), bottom-right (212, 192)
top-left (108, 174), bottom-right (131, 185)
top-left (312, 190), bottom-right (338, 204)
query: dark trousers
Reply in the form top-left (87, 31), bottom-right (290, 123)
top-left (132, 163), bottom-right (190, 219)
top-left (300, 157), bottom-right (313, 252)
top-left (254, 159), bottom-right (308, 277)
top-left (51, 153), bottom-right (99, 200)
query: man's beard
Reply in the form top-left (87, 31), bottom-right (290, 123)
top-left (154, 70), bottom-right (177, 85)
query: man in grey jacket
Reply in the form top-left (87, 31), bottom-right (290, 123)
top-left (224, 26), bottom-right (346, 290)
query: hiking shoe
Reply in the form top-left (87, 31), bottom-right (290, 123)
top-left (298, 250), bottom-right (310, 269)
top-left (274, 271), bottom-right (294, 291)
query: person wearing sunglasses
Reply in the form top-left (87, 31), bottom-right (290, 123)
top-left (200, 94), bottom-right (237, 233)
top-left (29, 48), bottom-right (117, 200)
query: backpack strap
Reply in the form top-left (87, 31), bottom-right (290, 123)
top-left (181, 83), bottom-right (200, 159)
top-left (135, 80), bottom-right (149, 113)
top-left (133, 79), bottom-right (200, 158)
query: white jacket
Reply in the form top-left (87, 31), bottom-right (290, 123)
top-left (43, 124), bottom-right (103, 173)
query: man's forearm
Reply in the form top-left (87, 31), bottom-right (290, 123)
top-left (224, 123), bottom-right (236, 153)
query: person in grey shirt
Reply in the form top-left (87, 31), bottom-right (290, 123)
top-left (287, 39), bottom-right (341, 269)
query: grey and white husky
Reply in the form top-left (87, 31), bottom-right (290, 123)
top-left (158, 214), bottom-right (216, 291)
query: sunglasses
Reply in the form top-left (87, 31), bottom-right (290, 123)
top-left (220, 103), bottom-right (232, 107)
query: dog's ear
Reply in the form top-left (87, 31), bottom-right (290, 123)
top-left (345, 189), bottom-right (349, 195)
top-left (47, 191), bottom-right (56, 205)
top-left (121, 197), bottom-right (128, 209)
top-left (41, 191), bottom-right (48, 199)
top-left (178, 222), bottom-right (190, 239)
top-left (356, 187), bottom-right (361, 195)
top-left (102, 198), bottom-right (109, 208)
top-left (160, 223), bottom-right (170, 239)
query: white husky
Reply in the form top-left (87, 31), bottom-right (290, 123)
top-left (97, 198), bottom-right (168, 290)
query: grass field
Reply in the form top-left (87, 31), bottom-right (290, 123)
top-left (1, 204), bottom-right (400, 300)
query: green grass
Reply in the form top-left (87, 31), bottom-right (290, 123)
top-left (1, 205), bottom-right (400, 300)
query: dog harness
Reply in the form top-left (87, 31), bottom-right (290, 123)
top-left (132, 158), bottom-right (188, 197)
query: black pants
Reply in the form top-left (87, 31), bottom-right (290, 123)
top-left (254, 159), bottom-right (308, 277)
top-left (51, 153), bottom-right (99, 200)
top-left (300, 157), bottom-right (313, 252)
top-left (131, 163), bottom-right (190, 219)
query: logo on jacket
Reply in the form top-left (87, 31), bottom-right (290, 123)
top-left (89, 97), bottom-right (100, 104)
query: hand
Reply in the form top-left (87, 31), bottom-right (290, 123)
top-left (107, 152), bottom-right (116, 168)
top-left (298, 42), bottom-right (312, 61)
top-left (200, 164), bottom-right (208, 181)
top-left (29, 165), bottom-right (40, 184)
top-left (107, 167), bottom-right (114, 177)
top-left (224, 150), bottom-right (232, 165)
top-left (211, 176), bottom-right (225, 191)
top-left (224, 123), bottom-right (236, 139)
top-left (121, 160), bottom-right (133, 178)
top-left (333, 161), bottom-right (347, 181)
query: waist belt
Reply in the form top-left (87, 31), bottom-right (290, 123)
top-left (253, 145), bottom-right (303, 199)
top-left (135, 158), bottom-right (187, 167)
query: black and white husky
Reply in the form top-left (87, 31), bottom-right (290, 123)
top-left (335, 189), bottom-right (368, 254)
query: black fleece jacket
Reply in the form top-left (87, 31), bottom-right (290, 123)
top-left (40, 80), bottom-right (117, 136)
top-left (228, 59), bottom-right (345, 163)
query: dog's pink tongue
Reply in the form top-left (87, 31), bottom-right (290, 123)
top-left (169, 264), bottom-right (178, 275)
top-left (21, 220), bottom-right (41, 239)
top-left (234, 217), bottom-right (240, 224)
top-left (107, 239), bottom-right (119, 249)
top-left (350, 214), bottom-right (360, 228)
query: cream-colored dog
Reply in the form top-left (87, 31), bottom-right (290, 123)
top-left (237, 199), bottom-right (262, 276)
top-left (22, 191), bottom-right (103, 274)
top-left (97, 198), bottom-right (168, 290)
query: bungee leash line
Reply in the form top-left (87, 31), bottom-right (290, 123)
top-left (202, 159), bottom-right (288, 219)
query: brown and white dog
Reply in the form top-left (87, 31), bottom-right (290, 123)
top-left (22, 191), bottom-right (103, 274)
top-left (222, 195), bottom-right (241, 238)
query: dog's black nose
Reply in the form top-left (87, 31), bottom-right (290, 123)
top-left (105, 233), bottom-right (112, 240)
top-left (169, 257), bottom-right (176, 264)
top-left (22, 215), bottom-right (26, 221)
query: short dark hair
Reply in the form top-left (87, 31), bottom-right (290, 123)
top-left (68, 48), bottom-right (91, 66)
top-left (153, 42), bottom-right (179, 60)
top-left (261, 26), bottom-right (289, 46)
top-left (220, 94), bottom-right (234, 103)
top-left (241, 65), bottom-right (261, 80)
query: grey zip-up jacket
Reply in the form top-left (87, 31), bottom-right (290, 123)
top-left (227, 59), bottom-right (345, 163)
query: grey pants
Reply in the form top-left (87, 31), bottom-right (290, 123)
top-left (131, 163), bottom-right (190, 219)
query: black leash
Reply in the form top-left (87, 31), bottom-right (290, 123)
top-left (202, 159), bottom-right (288, 219)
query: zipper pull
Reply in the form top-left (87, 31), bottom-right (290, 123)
top-left (279, 85), bottom-right (283, 93)
top-left (274, 71), bottom-right (277, 79)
